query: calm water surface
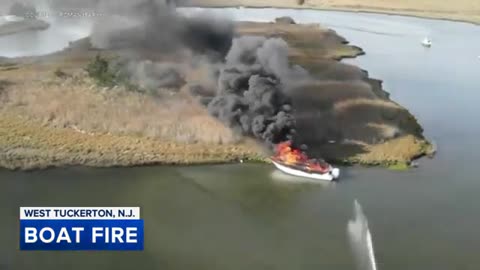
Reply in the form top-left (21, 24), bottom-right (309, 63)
top-left (1, 8), bottom-right (480, 270)
top-left (0, 16), bottom-right (92, 57)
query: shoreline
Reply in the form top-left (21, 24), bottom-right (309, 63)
top-left (180, 3), bottom-right (480, 26)
top-left (0, 114), bottom-right (265, 171)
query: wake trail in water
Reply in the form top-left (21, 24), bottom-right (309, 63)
top-left (347, 200), bottom-right (378, 270)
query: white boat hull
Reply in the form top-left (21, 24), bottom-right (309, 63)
top-left (271, 160), bottom-right (340, 181)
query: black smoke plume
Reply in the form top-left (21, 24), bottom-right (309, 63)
top-left (89, 1), bottom-right (310, 146)
top-left (89, 0), bottom-right (234, 59)
top-left (206, 36), bottom-right (309, 145)
top-left (30, 0), bottom-right (307, 146)
top-left (83, 0), bottom-right (235, 92)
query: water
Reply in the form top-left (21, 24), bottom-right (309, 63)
top-left (0, 17), bottom-right (92, 58)
top-left (1, 7), bottom-right (480, 270)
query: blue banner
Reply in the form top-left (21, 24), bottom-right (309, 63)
top-left (20, 220), bottom-right (144, 250)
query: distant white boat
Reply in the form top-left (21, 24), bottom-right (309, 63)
top-left (421, 37), bottom-right (432, 47)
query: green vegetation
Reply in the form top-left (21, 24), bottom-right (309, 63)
top-left (388, 162), bottom-right (410, 171)
top-left (85, 55), bottom-right (118, 87)
top-left (244, 155), bottom-right (270, 163)
top-left (85, 55), bottom-right (140, 92)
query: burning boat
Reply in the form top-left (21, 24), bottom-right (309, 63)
top-left (271, 141), bottom-right (340, 181)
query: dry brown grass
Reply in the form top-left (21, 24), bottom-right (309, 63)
top-left (0, 114), bottom-right (261, 170)
top-left (310, 134), bottom-right (431, 165)
top-left (0, 31), bottom-right (258, 170)
top-left (0, 48), bottom-right (262, 169)
top-left (238, 21), bottom-right (363, 61)
top-left (351, 135), bottom-right (428, 164)
top-left (1, 62), bottom-right (236, 145)
top-left (189, 0), bottom-right (480, 24)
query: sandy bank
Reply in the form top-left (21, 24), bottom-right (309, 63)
top-left (184, 0), bottom-right (480, 25)
top-left (0, 19), bottom-right (431, 170)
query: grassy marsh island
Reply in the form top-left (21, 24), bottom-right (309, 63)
top-left (0, 18), bottom-right (431, 170)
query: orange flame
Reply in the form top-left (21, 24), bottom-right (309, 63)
top-left (274, 141), bottom-right (307, 164)
top-left (273, 141), bottom-right (330, 173)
